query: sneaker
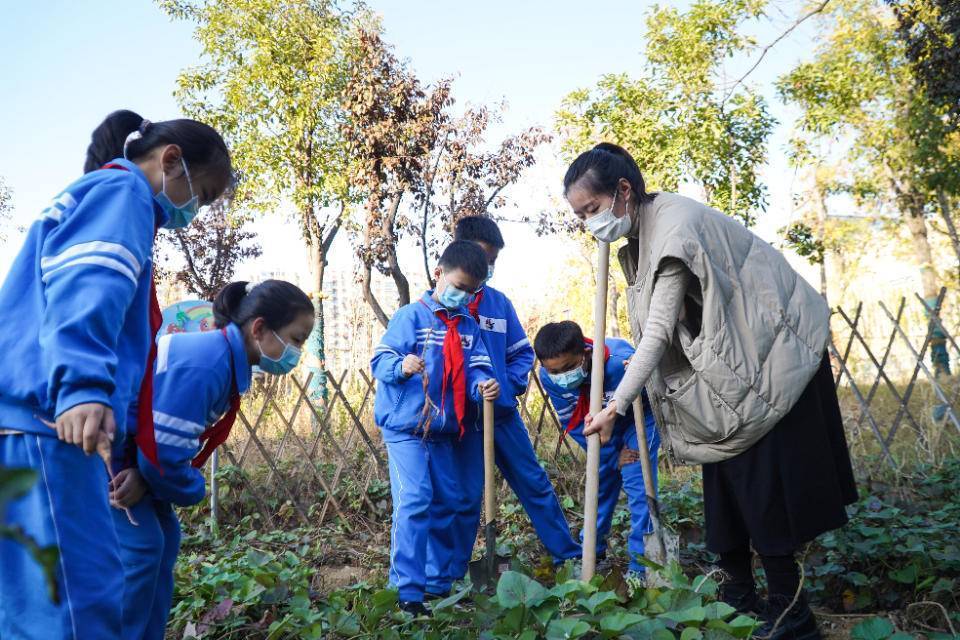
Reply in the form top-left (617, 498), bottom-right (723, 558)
top-left (756, 594), bottom-right (822, 640)
top-left (398, 601), bottom-right (430, 617)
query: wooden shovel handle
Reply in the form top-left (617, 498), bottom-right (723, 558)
top-left (483, 398), bottom-right (496, 524)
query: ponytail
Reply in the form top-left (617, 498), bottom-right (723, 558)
top-left (212, 280), bottom-right (313, 330)
top-left (83, 109), bottom-right (233, 187)
top-left (84, 110), bottom-right (144, 173)
top-left (562, 142), bottom-right (655, 205)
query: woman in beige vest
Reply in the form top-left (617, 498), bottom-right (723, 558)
top-left (566, 143), bottom-right (856, 640)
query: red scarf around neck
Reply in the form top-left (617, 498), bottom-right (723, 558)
top-left (563, 338), bottom-right (611, 438)
top-left (467, 288), bottom-right (485, 322)
top-left (192, 328), bottom-right (241, 467)
top-left (420, 299), bottom-right (468, 438)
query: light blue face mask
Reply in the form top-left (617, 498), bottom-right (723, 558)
top-left (437, 277), bottom-right (472, 310)
top-left (548, 359), bottom-right (588, 390)
top-left (258, 330), bottom-right (302, 375)
top-left (486, 264), bottom-right (495, 283)
top-left (157, 158), bottom-right (200, 229)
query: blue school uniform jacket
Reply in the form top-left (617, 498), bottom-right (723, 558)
top-left (0, 158), bottom-right (166, 438)
top-left (539, 337), bottom-right (640, 436)
top-left (468, 286), bottom-right (535, 419)
top-left (371, 292), bottom-right (497, 438)
top-left (129, 323), bottom-right (252, 506)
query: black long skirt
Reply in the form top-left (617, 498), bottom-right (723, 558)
top-left (702, 353), bottom-right (858, 556)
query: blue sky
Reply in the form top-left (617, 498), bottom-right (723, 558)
top-left (0, 1), bottom-right (817, 287)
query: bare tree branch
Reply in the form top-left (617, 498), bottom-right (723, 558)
top-left (722, 0), bottom-right (831, 104)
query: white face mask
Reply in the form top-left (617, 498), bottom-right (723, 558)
top-left (585, 191), bottom-right (632, 242)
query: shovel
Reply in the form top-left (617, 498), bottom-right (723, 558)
top-left (469, 398), bottom-right (509, 589)
top-left (632, 398), bottom-right (679, 583)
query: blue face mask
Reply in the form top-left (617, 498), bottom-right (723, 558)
top-left (548, 359), bottom-right (588, 390)
top-left (486, 264), bottom-right (495, 283)
top-left (437, 277), bottom-right (472, 310)
top-left (157, 158), bottom-right (200, 229)
top-left (258, 330), bottom-right (301, 375)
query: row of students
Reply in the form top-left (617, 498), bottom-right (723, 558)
top-left (0, 106), bottom-right (662, 636)
top-left (372, 217), bottom-right (661, 615)
top-left (0, 109), bottom-right (234, 640)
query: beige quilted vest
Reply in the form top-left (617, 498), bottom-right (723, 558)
top-left (618, 193), bottom-right (830, 464)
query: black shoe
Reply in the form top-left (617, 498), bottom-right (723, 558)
top-left (718, 581), bottom-right (765, 617)
top-left (399, 601), bottom-right (430, 617)
top-left (756, 594), bottom-right (822, 640)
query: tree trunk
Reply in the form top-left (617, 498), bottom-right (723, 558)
top-left (362, 263), bottom-right (391, 329)
top-left (608, 278), bottom-right (621, 338)
top-left (305, 239), bottom-right (328, 403)
top-left (816, 187), bottom-right (829, 305)
top-left (901, 194), bottom-right (939, 302)
top-left (936, 188), bottom-right (960, 283)
top-left (383, 192), bottom-right (410, 307)
top-left (303, 204), bottom-right (344, 404)
top-left (898, 188), bottom-right (952, 376)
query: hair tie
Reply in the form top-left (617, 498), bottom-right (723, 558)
top-left (123, 120), bottom-right (152, 159)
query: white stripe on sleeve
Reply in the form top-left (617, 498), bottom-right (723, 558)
top-left (41, 256), bottom-right (138, 286)
top-left (155, 430), bottom-right (200, 450)
top-left (506, 338), bottom-right (531, 355)
top-left (41, 240), bottom-right (141, 276)
top-left (153, 410), bottom-right (206, 436)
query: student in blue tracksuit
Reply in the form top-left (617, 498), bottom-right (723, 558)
top-left (439, 216), bottom-right (579, 591)
top-left (0, 109), bottom-right (231, 640)
top-left (107, 280), bottom-right (314, 640)
top-left (371, 240), bottom-right (501, 616)
top-left (534, 321), bottom-right (660, 576)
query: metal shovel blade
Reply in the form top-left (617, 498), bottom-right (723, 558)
top-left (469, 520), bottom-right (508, 589)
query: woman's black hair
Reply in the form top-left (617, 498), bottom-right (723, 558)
top-left (454, 215), bottom-right (505, 249)
top-left (562, 142), bottom-right (655, 205)
top-left (438, 240), bottom-right (488, 282)
top-left (212, 280), bottom-right (314, 330)
top-left (83, 109), bottom-right (232, 186)
top-left (534, 321), bottom-right (586, 361)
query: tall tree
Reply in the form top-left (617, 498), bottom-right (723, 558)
top-left (341, 28), bottom-right (451, 328)
top-left (160, 0), bottom-right (357, 399)
top-left (342, 29), bottom-right (551, 326)
top-left (778, 0), bottom-right (954, 309)
top-left (556, 0), bottom-right (776, 226)
top-left (156, 197), bottom-right (262, 299)
top-left (887, 0), bottom-right (960, 280)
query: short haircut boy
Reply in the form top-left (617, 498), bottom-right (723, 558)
top-left (534, 321), bottom-right (586, 362)
top-left (438, 239), bottom-right (488, 282)
top-left (454, 215), bottom-right (505, 249)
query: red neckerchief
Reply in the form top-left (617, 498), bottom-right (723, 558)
top-left (102, 162), bottom-right (161, 471)
top-left (192, 328), bottom-right (241, 468)
top-left (467, 288), bottom-right (485, 322)
top-left (420, 299), bottom-right (468, 438)
top-left (563, 338), bottom-right (611, 438)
